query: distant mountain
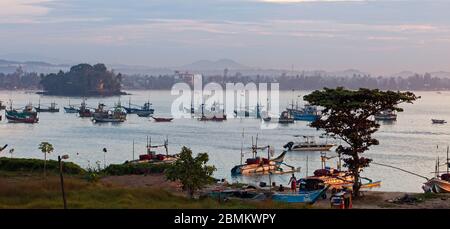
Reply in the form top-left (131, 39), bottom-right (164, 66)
top-left (180, 59), bottom-right (250, 71)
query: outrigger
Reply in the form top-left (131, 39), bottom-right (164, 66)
top-left (231, 134), bottom-right (298, 176)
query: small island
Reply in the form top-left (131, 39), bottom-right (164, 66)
top-left (40, 63), bottom-right (125, 96)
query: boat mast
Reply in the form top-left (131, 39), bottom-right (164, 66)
top-left (132, 139), bottom-right (135, 161)
top-left (447, 146), bottom-right (449, 174)
top-left (240, 129), bottom-right (244, 165)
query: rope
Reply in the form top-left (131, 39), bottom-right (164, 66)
top-left (372, 162), bottom-right (430, 181)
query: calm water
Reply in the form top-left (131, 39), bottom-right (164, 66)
top-left (1, 90), bottom-right (450, 193)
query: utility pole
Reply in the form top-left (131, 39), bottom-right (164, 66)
top-left (58, 155), bottom-right (67, 209)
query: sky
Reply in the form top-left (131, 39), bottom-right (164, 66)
top-left (1, 0), bottom-right (450, 75)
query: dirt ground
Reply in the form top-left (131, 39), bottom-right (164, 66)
top-left (100, 174), bottom-right (182, 193)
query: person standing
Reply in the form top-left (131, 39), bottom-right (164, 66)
top-left (288, 174), bottom-right (297, 193)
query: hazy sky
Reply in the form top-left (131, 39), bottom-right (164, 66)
top-left (1, 0), bottom-right (450, 75)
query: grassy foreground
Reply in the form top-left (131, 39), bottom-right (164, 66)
top-left (0, 171), bottom-right (307, 209)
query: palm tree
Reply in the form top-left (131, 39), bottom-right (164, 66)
top-left (39, 142), bottom-right (54, 178)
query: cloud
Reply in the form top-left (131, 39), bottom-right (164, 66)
top-left (0, 0), bottom-right (54, 23)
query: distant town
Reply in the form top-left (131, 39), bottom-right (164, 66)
top-left (1, 59), bottom-right (450, 92)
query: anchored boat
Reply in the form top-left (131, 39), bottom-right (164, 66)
top-left (124, 99), bottom-right (154, 117)
top-left (5, 103), bottom-right (39, 123)
top-left (432, 119), bottom-right (447, 124)
top-left (278, 111), bottom-right (294, 124)
top-left (284, 135), bottom-right (334, 152)
top-left (35, 101), bottom-right (60, 113)
top-left (287, 104), bottom-right (321, 122)
top-left (78, 99), bottom-right (93, 117)
top-left (152, 116), bottom-right (174, 122)
top-left (92, 103), bottom-right (127, 123)
top-left (374, 109), bottom-right (397, 121)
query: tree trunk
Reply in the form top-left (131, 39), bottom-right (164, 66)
top-left (44, 153), bottom-right (47, 179)
top-left (352, 154), bottom-right (361, 198)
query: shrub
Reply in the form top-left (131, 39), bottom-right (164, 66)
top-left (0, 157), bottom-right (85, 175)
top-left (101, 163), bottom-right (171, 176)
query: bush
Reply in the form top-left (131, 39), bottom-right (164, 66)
top-left (0, 157), bottom-right (85, 175)
top-left (102, 163), bottom-right (171, 176)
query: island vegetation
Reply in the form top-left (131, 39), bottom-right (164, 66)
top-left (39, 63), bottom-right (124, 96)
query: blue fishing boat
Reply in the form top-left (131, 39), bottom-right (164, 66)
top-left (124, 99), bottom-right (154, 117)
top-left (287, 104), bottom-right (321, 121)
top-left (272, 178), bottom-right (329, 204)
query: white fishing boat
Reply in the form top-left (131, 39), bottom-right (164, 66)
top-left (374, 109), bottom-right (397, 121)
top-left (284, 136), bottom-right (334, 151)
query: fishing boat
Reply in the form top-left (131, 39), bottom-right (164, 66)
top-left (64, 101), bottom-right (79, 113)
top-left (0, 101), bottom-right (6, 110)
top-left (231, 135), bottom-right (295, 176)
top-left (152, 116), bottom-right (174, 122)
top-left (124, 99), bottom-right (154, 117)
top-left (283, 136), bottom-right (334, 151)
top-left (287, 104), bottom-right (321, 122)
top-left (278, 111), bottom-right (294, 124)
top-left (307, 154), bottom-right (355, 189)
top-left (262, 116), bottom-right (271, 122)
top-left (5, 103), bottom-right (39, 123)
top-left (78, 99), bottom-right (93, 117)
top-left (423, 150), bottom-right (450, 193)
top-left (92, 103), bottom-right (127, 123)
top-left (198, 104), bottom-right (227, 121)
top-left (432, 119), bottom-right (447, 124)
top-left (128, 137), bottom-right (178, 164)
top-left (374, 109), bottom-right (397, 121)
top-left (272, 179), bottom-right (329, 204)
top-left (35, 101), bottom-right (60, 113)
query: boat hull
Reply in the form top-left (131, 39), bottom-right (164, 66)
top-left (272, 187), bottom-right (328, 204)
top-left (64, 107), bottom-right (79, 113)
top-left (5, 114), bottom-right (39, 123)
top-left (424, 178), bottom-right (450, 193)
top-left (290, 145), bottom-right (334, 151)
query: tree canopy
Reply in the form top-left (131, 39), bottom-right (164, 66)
top-left (165, 147), bottom-right (216, 198)
top-left (304, 87), bottom-right (418, 197)
top-left (40, 63), bottom-right (122, 96)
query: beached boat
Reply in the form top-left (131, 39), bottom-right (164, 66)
top-left (432, 119), bottom-right (447, 124)
top-left (124, 99), bottom-right (154, 117)
top-left (284, 136), bottom-right (334, 151)
top-left (423, 177), bottom-right (450, 193)
top-left (287, 104), bottom-right (321, 122)
top-left (374, 109), bottom-right (397, 121)
top-left (278, 111), bottom-right (294, 124)
top-left (231, 135), bottom-right (295, 176)
top-left (35, 101), bottom-right (60, 113)
top-left (423, 153), bottom-right (450, 193)
top-left (152, 117), bottom-right (174, 122)
top-left (92, 103), bottom-right (127, 123)
top-left (272, 181), bottom-right (329, 204)
top-left (128, 137), bottom-right (178, 164)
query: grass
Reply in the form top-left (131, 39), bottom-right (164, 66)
top-left (0, 171), bottom-right (309, 209)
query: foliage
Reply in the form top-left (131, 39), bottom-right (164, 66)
top-left (0, 157), bottom-right (85, 175)
top-left (40, 63), bottom-right (122, 96)
top-left (102, 163), bottom-right (171, 176)
top-left (304, 87), bottom-right (418, 197)
top-left (165, 147), bottom-right (216, 198)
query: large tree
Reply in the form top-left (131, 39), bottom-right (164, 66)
top-left (165, 147), bottom-right (216, 198)
top-left (304, 87), bottom-right (418, 197)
